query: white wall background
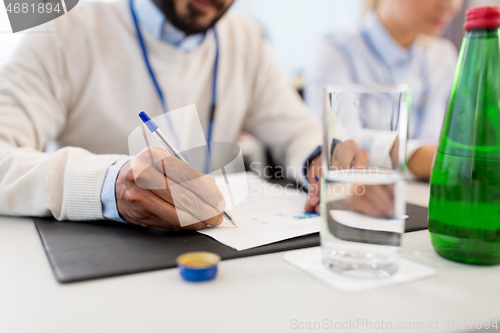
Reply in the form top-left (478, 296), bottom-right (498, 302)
top-left (231, 0), bottom-right (362, 79)
top-left (444, 0), bottom-right (500, 48)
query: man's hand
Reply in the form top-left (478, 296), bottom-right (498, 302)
top-left (345, 184), bottom-right (395, 218)
top-left (390, 136), bottom-right (400, 166)
top-left (115, 147), bottom-right (226, 231)
top-left (304, 140), bottom-right (369, 214)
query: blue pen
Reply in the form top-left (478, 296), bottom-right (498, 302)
top-left (138, 111), bottom-right (237, 227)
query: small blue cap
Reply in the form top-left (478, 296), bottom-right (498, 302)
top-left (138, 111), bottom-right (159, 133)
top-left (176, 252), bottom-right (220, 282)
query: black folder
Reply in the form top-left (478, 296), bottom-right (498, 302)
top-left (34, 204), bottom-right (428, 283)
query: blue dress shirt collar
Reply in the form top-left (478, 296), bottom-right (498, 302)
top-left (133, 0), bottom-right (206, 52)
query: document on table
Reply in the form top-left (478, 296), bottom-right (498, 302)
top-left (197, 173), bottom-right (320, 251)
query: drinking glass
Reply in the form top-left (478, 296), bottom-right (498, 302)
top-left (321, 85), bottom-right (411, 277)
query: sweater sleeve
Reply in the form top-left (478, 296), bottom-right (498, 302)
top-left (243, 34), bottom-right (348, 181)
top-left (0, 23), bottom-right (124, 220)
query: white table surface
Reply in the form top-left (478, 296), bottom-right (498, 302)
top-left (1, 181), bottom-right (499, 333)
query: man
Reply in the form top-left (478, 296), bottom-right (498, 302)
top-left (0, 0), bottom-right (368, 230)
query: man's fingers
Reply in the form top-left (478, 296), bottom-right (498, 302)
top-left (135, 147), bottom-right (226, 211)
top-left (151, 176), bottom-right (222, 223)
top-left (159, 155), bottom-right (226, 211)
top-left (134, 163), bottom-right (169, 190)
top-left (332, 141), bottom-right (369, 169)
top-left (128, 191), bottom-right (220, 230)
top-left (147, 188), bottom-right (224, 228)
top-left (353, 149), bottom-right (369, 168)
top-left (329, 141), bottom-right (395, 219)
top-left (304, 183), bottom-right (320, 213)
top-left (121, 195), bottom-right (183, 231)
top-left (181, 222), bottom-right (209, 231)
top-left (334, 140), bottom-right (358, 168)
top-left (180, 213), bottom-right (224, 230)
top-left (347, 184), bottom-right (394, 218)
top-left (346, 190), bottom-right (388, 218)
top-left (131, 148), bottom-right (172, 186)
top-left (119, 152), bottom-right (225, 231)
top-left (347, 195), bottom-right (384, 218)
top-left (133, 147), bottom-right (226, 215)
top-left (134, 156), bottom-right (224, 222)
top-left (187, 214), bottom-right (224, 229)
top-left (138, 189), bottom-right (203, 228)
top-left (138, 190), bottom-right (185, 228)
top-left (364, 185), bottom-right (394, 217)
top-left (304, 193), bottom-right (320, 213)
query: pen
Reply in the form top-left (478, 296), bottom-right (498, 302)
top-left (138, 111), bottom-right (237, 228)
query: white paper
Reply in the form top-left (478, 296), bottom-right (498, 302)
top-left (284, 247), bottom-right (437, 294)
top-left (198, 173), bottom-right (320, 251)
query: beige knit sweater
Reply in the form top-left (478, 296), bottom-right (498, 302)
top-left (0, 1), bottom-right (342, 221)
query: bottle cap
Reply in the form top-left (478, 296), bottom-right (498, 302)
top-left (464, 6), bottom-right (500, 31)
top-left (176, 251), bottom-right (221, 282)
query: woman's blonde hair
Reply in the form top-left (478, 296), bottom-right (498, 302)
top-left (363, 0), bottom-right (380, 15)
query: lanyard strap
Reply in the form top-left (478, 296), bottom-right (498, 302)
top-left (129, 0), bottom-right (219, 172)
top-left (206, 28), bottom-right (220, 173)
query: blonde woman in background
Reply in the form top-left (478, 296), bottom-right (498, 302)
top-left (304, 0), bottom-right (464, 179)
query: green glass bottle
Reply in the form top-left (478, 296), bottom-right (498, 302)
top-left (429, 6), bottom-right (500, 264)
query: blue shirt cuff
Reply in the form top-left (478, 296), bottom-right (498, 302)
top-left (302, 139), bottom-right (343, 183)
top-left (101, 156), bottom-right (131, 223)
